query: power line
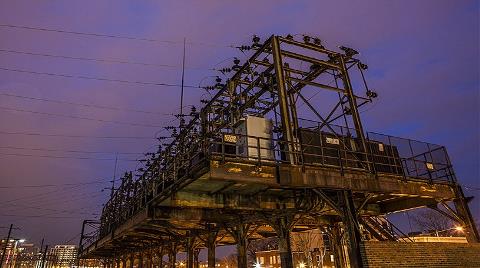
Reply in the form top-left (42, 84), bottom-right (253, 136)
top-left (0, 179), bottom-right (112, 189)
top-left (0, 48), bottom-right (214, 71)
top-left (0, 181), bottom-right (107, 204)
top-left (0, 23), bottom-right (234, 48)
top-left (0, 66), bottom-right (201, 88)
top-left (0, 92), bottom-right (174, 116)
top-left (0, 152), bottom-right (139, 161)
top-left (3, 203), bottom-right (99, 216)
top-left (0, 145), bottom-right (144, 155)
top-left (0, 130), bottom-right (157, 140)
top-left (0, 213), bottom-right (88, 219)
top-left (0, 106), bottom-right (164, 128)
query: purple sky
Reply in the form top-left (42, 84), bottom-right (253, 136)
top-left (0, 0), bottom-right (478, 254)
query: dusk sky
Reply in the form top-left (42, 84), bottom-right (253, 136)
top-left (0, 0), bottom-right (478, 256)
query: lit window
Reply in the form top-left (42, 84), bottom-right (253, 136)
top-left (260, 257), bottom-right (264, 264)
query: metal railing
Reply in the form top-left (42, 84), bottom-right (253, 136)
top-left (84, 126), bottom-right (457, 253)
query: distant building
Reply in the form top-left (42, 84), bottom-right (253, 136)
top-left (1, 239), bottom-right (41, 268)
top-left (255, 250), bottom-right (335, 268)
top-left (47, 245), bottom-right (78, 268)
top-left (255, 229), bottom-right (335, 268)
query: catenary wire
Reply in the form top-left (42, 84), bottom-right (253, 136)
top-left (0, 48), bottom-right (216, 71)
top-left (0, 106), bottom-right (164, 128)
top-left (0, 152), bottom-right (139, 161)
top-left (0, 66), bottom-right (202, 88)
top-left (0, 92), bottom-right (174, 116)
top-left (0, 130), bottom-right (157, 140)
top-left (0, 145), bottom-right (145, 155)
top-left (0, 23), bottom-right (236, 48)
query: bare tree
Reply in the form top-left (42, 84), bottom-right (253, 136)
top-left (291, 230), bottom-right (323, 268)
top-left (247, 237), bottom-right (278, 265)
top-left (411, 209), bottom-right (454, 236)
top-left (222, 254), bottom-right (238, 268)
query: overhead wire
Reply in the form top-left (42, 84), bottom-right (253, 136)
top-left (1, 181), bottom-right (107, 204)
top-left (0, 92), bottom-right (174, 116)
top-left (0, 23), bottom-right (236, 49)
top-left (0, 106), bottom-right (164, 128)
top-left (0, 152), bottom-right (139, 161)
top-left (0, 48), bottom-right (215, 71)
top-left (0, 66), bottom-right (201, 88)
top-left (0, 145), bottom-right (144, 155)
top-left (0, 130), bottom-right (157, 140)
top-left (0, 179), bottom-right (112, 189)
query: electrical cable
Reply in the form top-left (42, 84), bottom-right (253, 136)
top-left (0, 92), bottom-right (174, 116)
top-left (0, 130), bottom-right (157, 140)
top-left (0, 48), bottom-right (215, 71)
top-left (0, 66), bottom-right (201, 88)
top-left (0, 145), bottom-right (144, 155)
top-left (0, 23), bottom-right (235, 48)
top-left (0, 179), bottom-right (112, 189)
top-left (0, 106), bottom-right (164, 128)
top-left (0, 152), bottom-right (139, 161)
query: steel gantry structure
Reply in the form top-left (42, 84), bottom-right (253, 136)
top-left (78, 35), bottom-right (479, 268)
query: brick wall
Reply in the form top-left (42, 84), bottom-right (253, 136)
top-left (360, 241), bottom-right (480, 268)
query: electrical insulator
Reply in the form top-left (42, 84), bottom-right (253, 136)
top-left (366, 90), bottom-right (378, 98)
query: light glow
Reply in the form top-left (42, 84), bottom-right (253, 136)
top-left (455, 226), bottom-right (464, 232)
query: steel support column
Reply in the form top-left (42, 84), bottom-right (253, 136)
top-left (194, 249), bottom-right (200, 268)
top-left (339, 55), bottom-right (368, 154)
top-left (329, 224), bottom-right (347, 268)
top-left (137, 254), bottom-right (143, 268)
top-left (272, 35), bottom-right (296, 164)
top-left (168, 250), bottom-right (176, 268)
top-left (453, 185), bottom-right (480, 242)
top-left (186, 233), bottom-right (195, 268)
top-left (233, 225), bottom-right (248, 268)
top-left (128, 255), bottom-right (134, 268)
top-left (206, 231), bottom-right (217, 268)
top-left (270, 216), bottom-right (294, 268)
top-left (341, 190), bottom-right (363, 268)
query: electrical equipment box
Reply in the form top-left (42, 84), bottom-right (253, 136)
top-left (235, 115), bottom-right (273, 160)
